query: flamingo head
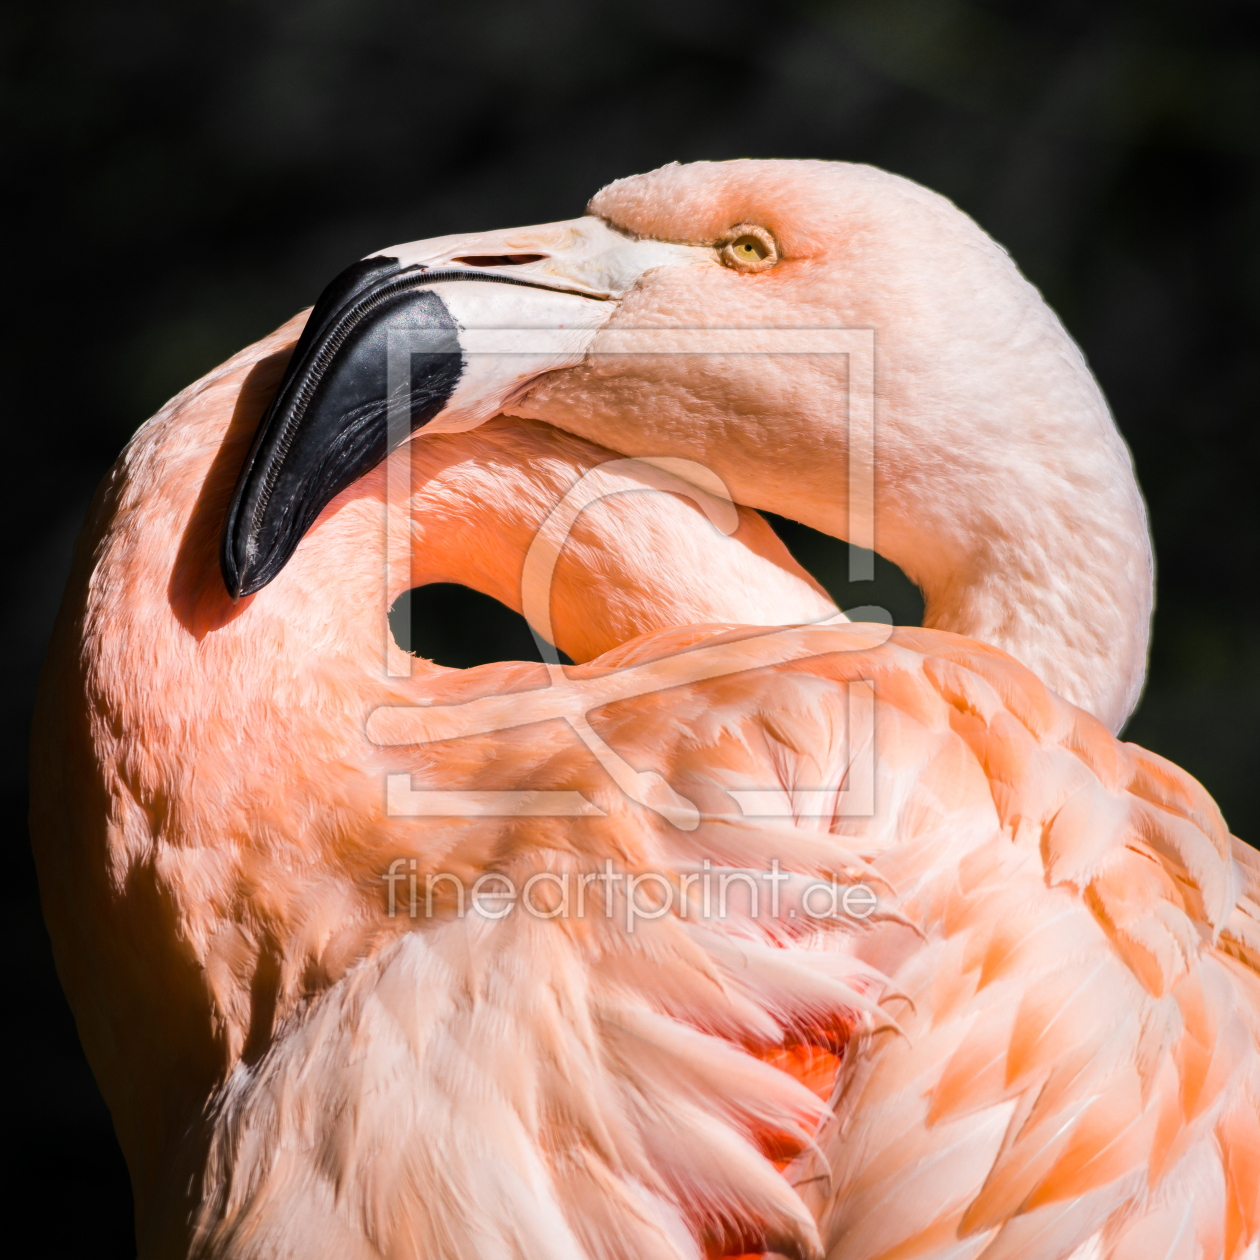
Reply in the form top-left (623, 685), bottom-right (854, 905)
top-left (224, 159), bottom-right (1153, 732)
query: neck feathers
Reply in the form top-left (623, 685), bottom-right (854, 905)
top-left (887, 324), bottom-right (1154, 735)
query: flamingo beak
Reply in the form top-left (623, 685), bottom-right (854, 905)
top-left (220, 217), bottom-right (707, 597)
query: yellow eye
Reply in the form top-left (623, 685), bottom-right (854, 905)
top-left (719, 224), bottom-right (778, 272)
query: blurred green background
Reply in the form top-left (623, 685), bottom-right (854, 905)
top-left (6, 0), bottom-right (1258, 1252)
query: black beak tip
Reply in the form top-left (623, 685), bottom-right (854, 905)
top-left (218, 541), bottom-right (245, 601)
top-left (217, 252), bottom-right (464, 599)
top-left (219, 521), bottom-right (274, 600)
top-left (218, 490), bottom-right (250, 599)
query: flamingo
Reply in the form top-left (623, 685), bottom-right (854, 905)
top-left (30, 160), bottom-right (1260, 1260)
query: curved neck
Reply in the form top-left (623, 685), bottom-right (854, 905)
top-left (868, 404), bottom-right (1154, 735)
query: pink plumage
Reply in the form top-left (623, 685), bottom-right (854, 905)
top-left (30, 160), bottom-right (1260, 1260)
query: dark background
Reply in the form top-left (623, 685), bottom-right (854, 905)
top-left (7, 0), bottom-right (1258, 1251)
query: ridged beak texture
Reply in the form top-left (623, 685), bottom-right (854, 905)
top-left (220, 217), bottom-right (704, 598)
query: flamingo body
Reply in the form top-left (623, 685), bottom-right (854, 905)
top-left (29, 162), bottom-right (1260, 1260)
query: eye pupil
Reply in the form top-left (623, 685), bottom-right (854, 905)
top-left (722, 228), bottom-right (775, 270)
